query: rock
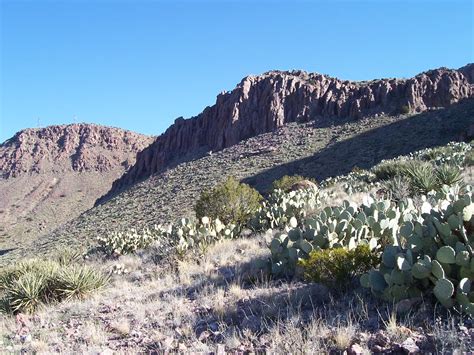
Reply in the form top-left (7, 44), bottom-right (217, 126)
top-left (101, 64), bottom-right (474, 200)
top-left (374, 331), bottom-right (390, 347)
top-left (348, 343), bottom-right (365, 355)
top-left (290, 180), bottom-right (318, 191)
top-left (1, 124), bottom-right (153, 178)
top-left (401, 337), bottom-right (420, 354)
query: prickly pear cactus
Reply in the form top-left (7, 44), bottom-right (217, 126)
top-left (268, 196), bottom-right (419, 277)
top-left (362, 187), bottom-right (474, 316)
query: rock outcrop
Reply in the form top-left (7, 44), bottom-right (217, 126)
top-left (0, 124), bottom-right (154, 178)
top-left (101, 64), bottom-right (474, 201)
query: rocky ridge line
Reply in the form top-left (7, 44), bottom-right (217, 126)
top-left (100, 64), bottom-right (474, 201)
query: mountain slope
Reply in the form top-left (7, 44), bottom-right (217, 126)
top-left (2, 98), bottom-right (472, 265)
top-left (101, 64), bottom-right (473, 201)
top-left (0, 124), bottom-right (154, 253)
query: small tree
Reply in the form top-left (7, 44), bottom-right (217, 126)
top-left (194, 177), bottom-right (262, 227)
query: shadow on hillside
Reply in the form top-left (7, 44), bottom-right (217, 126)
top-left (243, 99), bottom-right (474, 193)
top-left (0, 248), bottom-right (16, 257)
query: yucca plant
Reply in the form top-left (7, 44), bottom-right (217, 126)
top-left (405, 162), bottom-right (440, 194)
top-left (383, 176), bottom-right (412, 201)
top-left (435, 164), bottom-right (463, 186)
top-left (55, 247), bottom-right (85, 265)
top-left (4, 271), bottom-right (50, 314)
top-left (53, 265), bottom-right (109, 301)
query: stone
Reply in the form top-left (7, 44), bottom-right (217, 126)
top-left (348, 343), bottom-right (365, 355)
top-left (401, 337), bottom-right (420, 354)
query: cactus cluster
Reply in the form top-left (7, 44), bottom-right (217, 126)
top-left (97, 217), bottom-right (236, 257)
top-left (361, 186), bottom-right (474, 316)
top-left (268, 196), bottom-right (420, 276)
top-left (249, 187), bottom-right (325, 232)
top-left (320, 169), bottom-right (378, 195)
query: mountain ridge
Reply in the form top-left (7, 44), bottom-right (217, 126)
top-left (100, 63), bottom-right (474, 203)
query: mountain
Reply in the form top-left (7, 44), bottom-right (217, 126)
top-left (0, 124), bottom-right (154, 253)
top-left (100, 64), bottom-right (474, 202)
top-left (3, 97), bottom-right (473, 265)
top-left (1, 64), bottom-right (473, 265)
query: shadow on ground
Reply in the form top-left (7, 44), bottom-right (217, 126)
top-left (243, 99), bottom-right (474, 192)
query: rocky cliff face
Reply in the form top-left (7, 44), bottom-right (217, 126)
top-left (0, 124), bottom-right (154, 178)
top-left (102, 64), bottom-right (474, 200)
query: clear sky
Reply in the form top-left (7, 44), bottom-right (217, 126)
top-left (1, 0), bottom-right (472, 143)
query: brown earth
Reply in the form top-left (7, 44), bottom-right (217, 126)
top-left (0, 124), bottom-right (154, 253)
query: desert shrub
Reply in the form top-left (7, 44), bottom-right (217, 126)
top-left (272, 175), bottom-right (317, 192)
top-left (383, 176), bottom-right (411, 201)
top-left (299, 244), bottom-right (379, 287)
top-left (372, 160), bottom-right (411, 181)
top-left (435, 164), bottom-right (463, 186)
top-left (195, 177), bottom-right (262, 226)
top-left (0, 259), bottom-right (108, 313)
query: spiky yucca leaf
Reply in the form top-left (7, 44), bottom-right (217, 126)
top-left (435, 164), bottom-right (463, 186)
top-left (4, 271), bottom-right (49, 313)
top-left (53, 265), bottom-right (109, 301)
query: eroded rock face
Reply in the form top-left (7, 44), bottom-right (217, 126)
top-left (0, 124), bottom-right (154, 178)
top-left (103, 64), bottom-right (474, 199)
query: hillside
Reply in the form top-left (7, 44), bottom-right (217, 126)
top-left (0, 124), bottom-right (154, 254)
top-left (101, 63), bottom-right (473, 201)
top-left (2, 98), bottom-right (472, 266)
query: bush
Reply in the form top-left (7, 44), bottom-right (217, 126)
top-left (299, 245), bottom-right (379, 287)
top-left (195, 177), bottom-right (262, 226)
top-left (272, 175), bottom-right (317, 192)
top-left (0, 259), bottom-right (108, 313)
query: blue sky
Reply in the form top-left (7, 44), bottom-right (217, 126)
top-left (1, 0), bottom-right (472, 143)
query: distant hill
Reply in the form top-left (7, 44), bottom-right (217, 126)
top-left (0, 124), bottom-right (154, 254)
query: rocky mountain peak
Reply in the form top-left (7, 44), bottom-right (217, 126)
top-left (0, 123), bottom-right (154, 178)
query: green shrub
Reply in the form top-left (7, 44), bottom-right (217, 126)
top-left (272, 175), bottom-right (317, 192)
top-left (195, 177), bottom-right (262, 226)
top-left (0, 259), bottom-right (108, 313)
top-left (435, 164), bottom-right (463, 186)
top-left (299, 245), bottom-right (379, 287)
